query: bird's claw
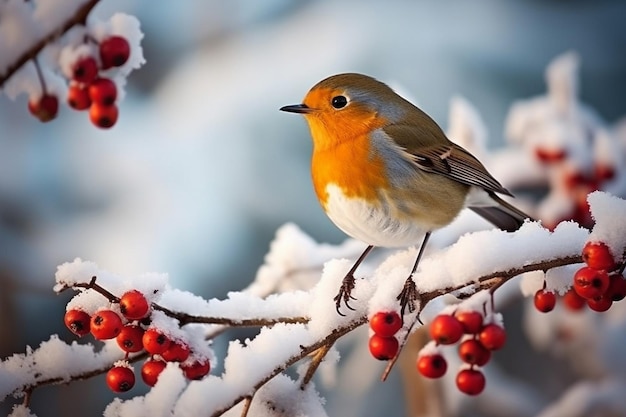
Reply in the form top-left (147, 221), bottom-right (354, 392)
top-left (333, 273), bottom-right (357, 315)
top-left (396, 277), bottom-right (422, 318)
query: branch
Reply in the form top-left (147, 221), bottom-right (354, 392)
top-left (209, 319), bottom-right (366, 417)
top-left (17, 350), bottom-right (147, 401)
top-left (60, 276), bottom-right (309, 328)
top-left (299, 341), bottom-right (335, 389)
top-left (41, 252), bottom-right (587, 416)
top-left (0, 0), bottom-right (100, 86)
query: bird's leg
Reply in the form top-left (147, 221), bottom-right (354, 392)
top-left (397, 232), bottom-right (431, 318)
top-left (333, 245), bottom-right (374, 315)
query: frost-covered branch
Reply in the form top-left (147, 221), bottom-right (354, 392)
top-left (0, 0), bottom-right (100, 86)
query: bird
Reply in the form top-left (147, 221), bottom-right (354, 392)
top-left (280, 73), bottom-right (532, 316)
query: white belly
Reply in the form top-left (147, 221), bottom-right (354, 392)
top-left (323, 184), bottom-right (431, 248)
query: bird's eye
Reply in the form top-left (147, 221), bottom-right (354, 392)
top-left (331, 95), bottom-right (348, 109)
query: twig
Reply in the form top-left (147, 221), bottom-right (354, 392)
top-left (18, 351), bottom-right (147, 397)
top-left (60, 277), bottom-right (309, 328)
top-left (299, 342), bottom-right (334, 389)
top-left (240, 396), bottom-right (253, 417)
top-left (22, 388), bottom-right (32, 408)
top-left (73, 276), bottom-right (121, 302)
top-left (32, 57), bottom-right (47, 94)
top-left (152, 304), bottom-right (309, 327)
top-left (0, 0), bottom-right (100, 86)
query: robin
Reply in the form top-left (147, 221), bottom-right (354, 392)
top-left (280, 73), bottom-right (531, 315)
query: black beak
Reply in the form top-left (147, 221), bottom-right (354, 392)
top-left (279, 104), bottom-right (312, 114)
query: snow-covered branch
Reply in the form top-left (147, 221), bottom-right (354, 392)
top-left (0, 0), bottom-right (144, 127)
top-left (7, 190), bottom-right (626, 416)
top-left (0, 0), bottom-right (100, 86)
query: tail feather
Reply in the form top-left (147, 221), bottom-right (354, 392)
top-left (468, 192), bottom-right (533, 232)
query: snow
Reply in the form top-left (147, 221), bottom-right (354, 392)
top-left (0, 336), bottom-right (123, 402)
top-left (8, 404), bottom-right (37, 417)
top-left (104, 364), bottom-right (187, 417)
top-left (238, 374), bottom-right (328, 417)
top-left (58, 43), bottom-right (95, 79)
top-left (587, 191), bottom-right (626, 259)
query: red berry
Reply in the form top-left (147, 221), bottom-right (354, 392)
top-left (106, 365), bottom-right (135, 393)
top-left (458, 339), bottom-right (491, 366)
top-left (67, 84), bottom-right (91, 110)
top-left (119, 290), bottom-right (150, 320)
top-left (456, 369), bottom-right (486, 396)
top-left (28, 94), bottom-right (59, 122)
top-left (100, 36), bottom-right (131, 69)
top-left (564, 171), bottom-right (590, 190)
top-left (90, 309), bottom-right (123, 340)
top-left (141, 359), bottom-right (167, 387)
top-left (142, 328), bottom-right (171, 355)
top-left (573, 267), bottom-right (610, 300)
top-left (534, 290), bottom-right (557, 313)
top-left (606, 274), bottom-right (626, 302)
top-left (582, 242), bottom-right (616, 271)
top-left (116, 324), bottom-right (145, 353)
top-left (479, 323), bottom-right (506, 350)
top-left (89, 103), bottom-right (119, 128)
top-left (534, 147), bottom-right (566, 163)
top-left (88, 77), bottom-right (117, 106)
top-left (429, 314), bottom-right (463, 345)
top-left (562, 288), bottom-right (586, 311)
top-left (369, 311), bottom-right (402, 337)
top-left (587, 296), bottom-right (612, 312)
top-left (71, 56), bottom-right (98, 84)
top-left (455, 311), bottom-right (484, 334)
top-left (181, 359), bottom-right (211, 380)
top-left (161, 341), bottom-right (191, 362)
top-left (416, 353), bottom-right (447, 378)
top-left (594, 164), bottom-right (616, 182)
top-left (64, 309), bottom-right (91, 336)
top-left (368, 334), bottom-right (399, 360)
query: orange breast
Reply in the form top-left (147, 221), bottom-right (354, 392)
top-left (311, 133), bottom-right (389, 208)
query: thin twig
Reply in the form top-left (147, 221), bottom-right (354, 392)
top-left (152, 304), bottom-right (309, 327)
top-left (299, 342), bottom-right (334, 389)
top-left (60, 277), bottom-right (309, 327)
top-left (22, 388), bottom-right (32, 407)
top-left (240, 396), bottom-right (253, 417)
top-left (32, 57), bottom-right (47, 94)
top-left (18, 351), bottom-right (147, 396)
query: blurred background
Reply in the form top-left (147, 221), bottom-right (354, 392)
top-left (1, 0), bottom-right (626, 416)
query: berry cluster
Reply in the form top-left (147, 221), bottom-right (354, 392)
top-left (368, 311), bottom-right (403, 360)
top-left (28, 36), bottom-right (131, 128)
top-left (572, 241), bottom-right (625, 312)
top-left (416, 311), bottom-right (506, 396)
top-left (64, 289), bottom-right (210, 393)
top-left (532, 241), bottom-right (625, 314)
top-left (533, 142), bottom-right (617, 231)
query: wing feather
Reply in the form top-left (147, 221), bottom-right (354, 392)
top-left (383, 124), bottom-right (512, 196)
